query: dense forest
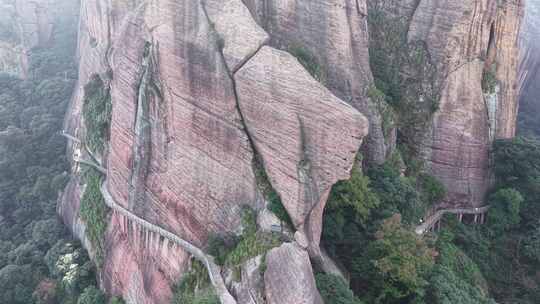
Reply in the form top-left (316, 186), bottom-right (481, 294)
top-left (0, 10), bottom-right (115, 304)
top-left (314, 134), bottom-right (540, 304)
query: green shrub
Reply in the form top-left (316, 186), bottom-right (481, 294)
top-left (207, 208), bottom-right (280, 275)
top-left (418, 173), bottom-right (447, 206)
top-left (79, 169), bottom-right (109, 266)
top-left (482, 67), bottom-right (497, 94)
top-left (206, 233), bottom-right (239, 266)
top-left (253, 155), bottom-right (294, 228)
top-left (366, 214), bottom-right (436, 302)
top-left (315, 273), bottom-right (364, 304)
top-left (267, 191), bottom-right (293, 227)
top-left (110, 297), bottom-right (125, 304)
top-left (367, 164), bottom-right (425, 224)
top-left (368, 86), bottom-right (395, 141)
top-left (171, 260), bottom-right (219, 304)
top-left (327, 167), bottom-right (380, 225)
top-left (76, 286), bottom-right (105, 304)
top-left (289, 45), bottom-right (326, 84)
top-left (82, 74), bottom-right (112, 153)
top-left (522, 222), bottom-right (540, 263)
top-left (224, 208), bottom-right (281, 268)
top-left (487, 188), bottom-right (523, 232)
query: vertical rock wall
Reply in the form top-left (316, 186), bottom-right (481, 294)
top-left (61, 0), bottom-right (368, 302)
top-left (371, 0), bottom-right (523, 207)
top-left (518, 0), bottom-right (540, 136)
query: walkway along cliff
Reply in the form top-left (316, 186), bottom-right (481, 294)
top-left (55, 0), bottom-right (524, 303)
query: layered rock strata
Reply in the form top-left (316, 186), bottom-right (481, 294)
top-left (60, 0), bottom-right (368, 302)
top-left (243, 0), bottom-right (389, 164)
top-left (372, 0), bottom-right (523, 207)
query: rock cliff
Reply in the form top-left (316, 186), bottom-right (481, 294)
top-left (518, 0), bottom-right (540, 136)
top-left (60, 0), bottom-right (368, 302)
top-left (369, 0), bottom-right (523, 207)
top-left (56, 0), bottom-right (524, 302)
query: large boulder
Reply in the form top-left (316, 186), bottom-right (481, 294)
top-left (243, 0), bottom-right (388, 164)
top-left (264, 243), bottom-right (323, 304)
top-left (235, 46), bottom-right (368, 258)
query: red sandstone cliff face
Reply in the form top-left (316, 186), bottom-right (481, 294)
top-left (61, 0), bottom-right (368, 302)
top-left (59, 0), bottom-right (524, 302)
top-left (372, 0), bottom-right (523, 207)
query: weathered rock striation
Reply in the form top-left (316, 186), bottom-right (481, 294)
top-left (57, 0), bottom-right (526, 302)
top-left (372, 0), bottom-right (523, 207)
top-left (243, 0), bottom-right (389, 164)
top-left (235, 46), bottom-right (368, 259)
top-left (518, 0), bottom-right (540, 135)
top-left (60, 0), bottom-right (368, 302)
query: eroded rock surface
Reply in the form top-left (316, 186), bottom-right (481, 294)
top-left (204, 0), bottom-right (269, 72)
top-left (235, 46), bottom-right (368, 257)
top-left (374, 0), bottom-right (523, 207)
top-left (264, 243), bottom-right (323, 304)
top-left (243, 0), bottom-right (388, 164)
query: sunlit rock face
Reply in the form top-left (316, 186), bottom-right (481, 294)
top-left (235, 46), bottom-right (368, 259)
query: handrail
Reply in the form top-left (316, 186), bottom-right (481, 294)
top-left (100, 181), bottom-right (237, 304)
top-left (74, 157), bottom-right (107, 174)
top-left (415, 206), bottom-right (490, 235)
top-left (61, 130), bottom-right (82, 143)
top-left (62, 130), bottom-right (236, 303)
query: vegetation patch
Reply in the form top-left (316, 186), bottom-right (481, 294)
top-left (288, 44), bottom-right (326, 85)
top-left (253, 155), bottom-right (294, 228)
top-left (367, 4), bottom-right (440, 168)
top-left (207, 208), bottom-right (281, 280)
top-left (418, 173), bottom-right (447, 206)
top-left (315, 273), bottom-right (364, 304)
top-left (82, 74), bottom-right (112, 154)
top-left (171, 260), bottom-right (219, 304)
top-left (79, 169), bottom-right (109, 266)
top-left (482, 66), bottom-right (498, 95)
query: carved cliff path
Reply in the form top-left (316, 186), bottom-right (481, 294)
top-left (62, 133), bottom-right (237, 304)
top-left (415, 206), bottom-right (490, 235)
top-left (100, 182), bottom-right (237, 304)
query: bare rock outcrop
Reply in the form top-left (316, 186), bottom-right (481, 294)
top-left (412, 0), bottom-right (523, 206)
top-left (204, 0), bottom-right (269, 72)
top-left (264, 243), bottom-right (323, 304)
top-left (105, 0), bottom-right (259, 248)
top-left (235, 46), bottom-right (368, 258)
top-left (373, 0), bottom-right (524, 206)
top-left (243, 0), bottom-right (388, 164)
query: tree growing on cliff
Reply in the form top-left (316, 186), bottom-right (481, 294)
top-left (365, 214), bottom-right (436, 303)
top-left (487, 188), bottom-right (523, 233)
top-left (76, 286), bottom-right (105, 304)
top-left (82, 75), bottom-right (112, 154)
